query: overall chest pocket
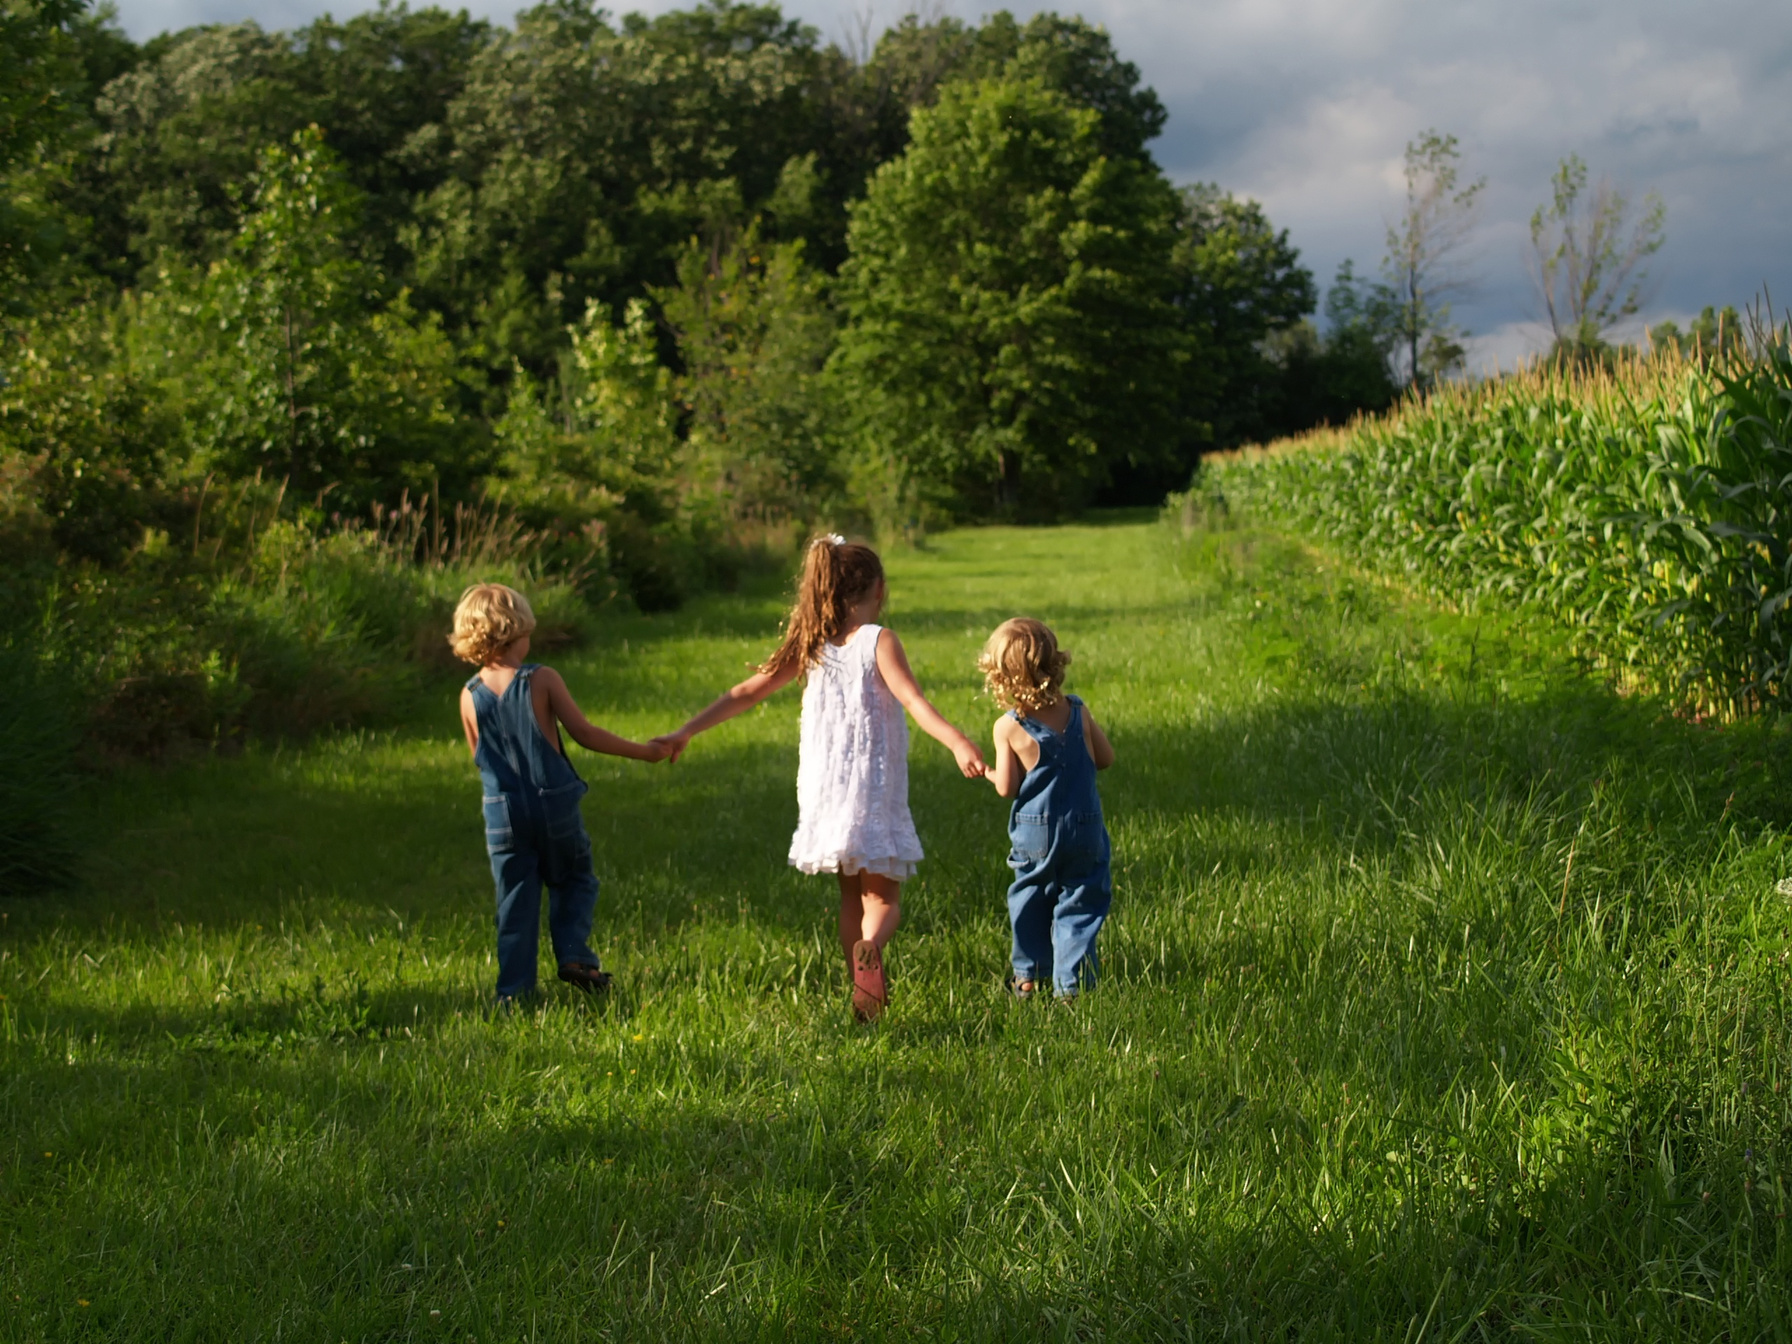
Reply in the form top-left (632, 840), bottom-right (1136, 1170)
top-left (482, 795), bottom-right (514, 854)
top-left (540, 780), bottom-right (589, 842)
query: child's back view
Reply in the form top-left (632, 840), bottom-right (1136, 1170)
top-left (454, 583), bottom-right (667, 1003)
top-left (656, 536), bottom-right (988, 1020)
top-left (981, 618), bottom-right (1115, 1000)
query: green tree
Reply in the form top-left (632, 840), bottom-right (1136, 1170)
top-left (0, 0), bottom-right (99, 307)
top-left (1168, 184), bottom-right (1316, 456)
top-left (488, 297), bottom-right (696, 608)
top-left (410, 0), bottom-right (827, 379)
top-left (832, 76), bottom-right (1180, 519)
top-left (93, 6), bottom-right (488, 276)
top-left (1649, 305), bottom-right (1743, 361)
top-left (822, 9), bottom-right (1166, 274)
top-left (129, 127), bottom-right (471, 507)
top-left (1243, 264), bottom-right (1399, 444)
top-left (1530, 153), bottom-right (1666, 360)
top-left (657, 226), bottom-right (838, 529)
top-left (1382, 129), bottom-right (1482, 388)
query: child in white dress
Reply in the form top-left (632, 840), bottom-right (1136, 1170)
top-left (657, 535), bottom-right (987, 1019)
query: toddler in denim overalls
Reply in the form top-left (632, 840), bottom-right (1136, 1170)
top-left (452, 584), bottom-right (668, 1003)
top-left (980, 618), bottom-right (1116, 1000)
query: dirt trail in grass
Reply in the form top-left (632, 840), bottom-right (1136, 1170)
top-left (6, 519), bottom-right (1791, 1341)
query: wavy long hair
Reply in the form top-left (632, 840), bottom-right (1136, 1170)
top-left (761, 535), bottom-right (885, 677)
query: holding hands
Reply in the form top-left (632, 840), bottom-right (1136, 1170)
top-left (649, 730), bottom-right (691, 764)
top-left (951, 739), bottom-right (990, 779)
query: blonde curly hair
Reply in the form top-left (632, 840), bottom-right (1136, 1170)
top-left (979, 617), bottom-right (1070, 715)
top-left (450, 583), bottom-right (537, 665)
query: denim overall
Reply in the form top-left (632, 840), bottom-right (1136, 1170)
top-left (467, 665), bottom-right (601, 999)
top-left (1006, 695), bottom-right (1112, 997)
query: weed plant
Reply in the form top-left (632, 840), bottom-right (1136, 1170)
top-left (3, 520), bottom-right (1791, 1338)
top-left (1204, 325), bottom-right (1792, 716)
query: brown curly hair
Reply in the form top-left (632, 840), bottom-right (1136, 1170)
top-left (761, 535), bottom-right (885, 677)
top-left (979, 617), bottom-right (1070, 714)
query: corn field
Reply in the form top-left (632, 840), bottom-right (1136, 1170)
top-left (1200, 324), bottom-right (1792, 715)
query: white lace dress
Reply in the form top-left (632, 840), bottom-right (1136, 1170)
top-left (788, 624), bottom-right (924, 880)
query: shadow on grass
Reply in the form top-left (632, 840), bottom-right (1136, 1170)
top-left (9, 1024), bottom-right (1774, 1341)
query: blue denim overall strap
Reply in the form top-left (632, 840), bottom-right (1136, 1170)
top-left (1005, 695), bottom-right (1112, 997)
top-left (466, 666), bottom-right (599, 997)
top-left (466, 665), bottom-right (587, 813)
top-left (1007, 696), bottom-right (1104, 834)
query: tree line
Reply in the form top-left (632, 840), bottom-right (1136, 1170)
top-left (1, 0), bottom-right (1415, 612)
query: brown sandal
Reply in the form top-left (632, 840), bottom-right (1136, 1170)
top-left (850, 940), bottom-right (887, 1022)
top-left (558, 962), bottom-right (613, 994)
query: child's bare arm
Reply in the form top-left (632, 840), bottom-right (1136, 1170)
top-left (988, 717), bottom-right (1024, 797)
top-left (459, 686), bottom-right (480, 758)
top-left (874, 630), bottom-right (986, 778)
top-left (1082, 703), bottom-right (1116, 770)
top-left (654, 662), bottom-right (803, 762)
top-left (535, 667), bottom-right (669, 762)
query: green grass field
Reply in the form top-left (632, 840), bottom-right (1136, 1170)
top-left (7, 516), bottom-right (1792, 1341)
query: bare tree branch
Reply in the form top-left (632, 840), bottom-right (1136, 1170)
top-left (1381, 129), bottom-right (1483, 390)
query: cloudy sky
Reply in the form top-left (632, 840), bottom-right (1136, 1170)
top-left (110, 0), bottom-right (1792, 367)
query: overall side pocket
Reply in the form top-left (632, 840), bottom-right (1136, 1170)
top-left (482, 795), bottom-right (514, 854)
top-left (1008, 813), bottom-right (1050, 870)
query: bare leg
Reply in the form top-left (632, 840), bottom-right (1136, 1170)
top-left (836, 871), bottom-right (864, 963)
top-left (837, 870), bottom-right (902, 1022)
top-left (836, 870), bottom-right (903, 959)
top-left (857, 871), bottom-right (902, 947)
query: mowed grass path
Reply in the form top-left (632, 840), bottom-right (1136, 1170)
top-left (6, 518), bottom-right (1792, 1340)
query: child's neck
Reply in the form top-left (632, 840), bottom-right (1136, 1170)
top-left (834, 592), bottom-right (884, 643)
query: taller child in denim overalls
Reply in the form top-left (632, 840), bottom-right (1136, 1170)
top-left (452, 583), bottom-right (669, 1003)
top-left (981, 618), bottom-right (1116, 1001)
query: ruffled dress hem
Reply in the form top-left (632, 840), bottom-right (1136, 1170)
top-left (788, 851), bottom-right (920, 881)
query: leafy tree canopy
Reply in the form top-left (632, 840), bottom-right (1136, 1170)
top-left (833, 76), bottom-right (1181, 516)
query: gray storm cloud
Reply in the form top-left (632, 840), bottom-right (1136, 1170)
top-left (111, 0), bottom-right (1792, 365)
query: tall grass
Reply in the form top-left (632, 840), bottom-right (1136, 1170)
top-left (45, 492), bottom-right (602, 755)
top-left (0, 493), bottom-right (602, 891)
top-left (1202, 322), bottom-right (1792, 715)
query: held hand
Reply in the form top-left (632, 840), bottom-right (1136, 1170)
top-left (650, 731), bottom-right (690, 764)
top-left (641, 738), bottom-right (673, 763)
top-left (952, 739), bottom-right (988, 779)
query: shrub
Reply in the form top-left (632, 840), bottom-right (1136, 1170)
top-left (0, 647), bottom-right (80, 894)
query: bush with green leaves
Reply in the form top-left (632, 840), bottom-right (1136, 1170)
top-left (126, 127), bottom-right (479, 511)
